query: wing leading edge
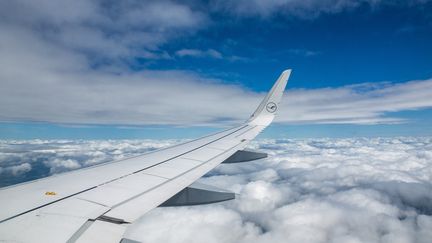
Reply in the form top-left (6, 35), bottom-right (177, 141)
top-left (0, 70), bottom-right (291, 243)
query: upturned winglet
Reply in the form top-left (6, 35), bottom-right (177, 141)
top-left (248, 69), bottom-right (291, 126)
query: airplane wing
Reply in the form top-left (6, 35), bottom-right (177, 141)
top-left (0, 70), bottom-right (291, 243)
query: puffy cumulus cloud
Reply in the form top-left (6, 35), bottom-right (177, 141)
top-left (210, 0), bottom-right (432, 18)
top-left (126, 206), bottom-right (261, 243)
top-left (0, 163), bottom-right (32, 176)
top-left (44, 158), bottom-right (81, 174)
top-left (1, 137), bottom-right (432, 242)
top-left (236, 180), bottom-right (284, 212)
top-left (122, 137), bottom-right (432, 243)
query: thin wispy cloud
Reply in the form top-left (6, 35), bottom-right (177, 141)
top-left (287, 49), bottom-right (321, 57)
top-left (176, 49), bottom-right (223, 59)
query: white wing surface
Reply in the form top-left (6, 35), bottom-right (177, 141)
top-left (0, 70), bottom-right (291, 243)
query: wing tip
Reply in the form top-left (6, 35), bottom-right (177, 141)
top-left (282, 69), bottom-right (292, 74)
top-left (276, 69), bottom-right (291, 88)
top-left (281, 69), bottom-right (292, 83)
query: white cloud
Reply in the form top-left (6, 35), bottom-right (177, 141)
top-left (0, 163), bottom-right (32, 176)
top-left (1, 137), bottom-right (432, 242)
top-left (174, 48), bottom-right (252, 62)
top-left (44, 158), bottom-right (81, 174)
top-left (0, 0), bottom-right (207, 60)
top-left (126, 206), bottom-right (260, 243)
top-left (278, 80), bottom-right (432, 124)
top-left (288, 48), bottom-right (321, 57)
top-left (176, 49), bottom-right (223, 59)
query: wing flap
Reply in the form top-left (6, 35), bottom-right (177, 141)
top-left (160, 182), bottom-right (235, 206)
top-left (75, 220), bottom-right (126, 243)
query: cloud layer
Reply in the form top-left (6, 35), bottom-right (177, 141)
top-left (1, 137), bottom-right (432, 242)
top-left (126, 137), bottom-right (432, 242)
top-left (281, 79), bottom-right (432, 124)
top-left (1, 63), bottom-right (432, 125)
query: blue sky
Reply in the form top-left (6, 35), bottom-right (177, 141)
top-left (153, 2), bottom-right (432, 89)
top-left (0, 0), bottom-right (432, 139)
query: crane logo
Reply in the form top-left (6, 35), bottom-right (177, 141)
top-left (266, 102), bottom-right (277, 113)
